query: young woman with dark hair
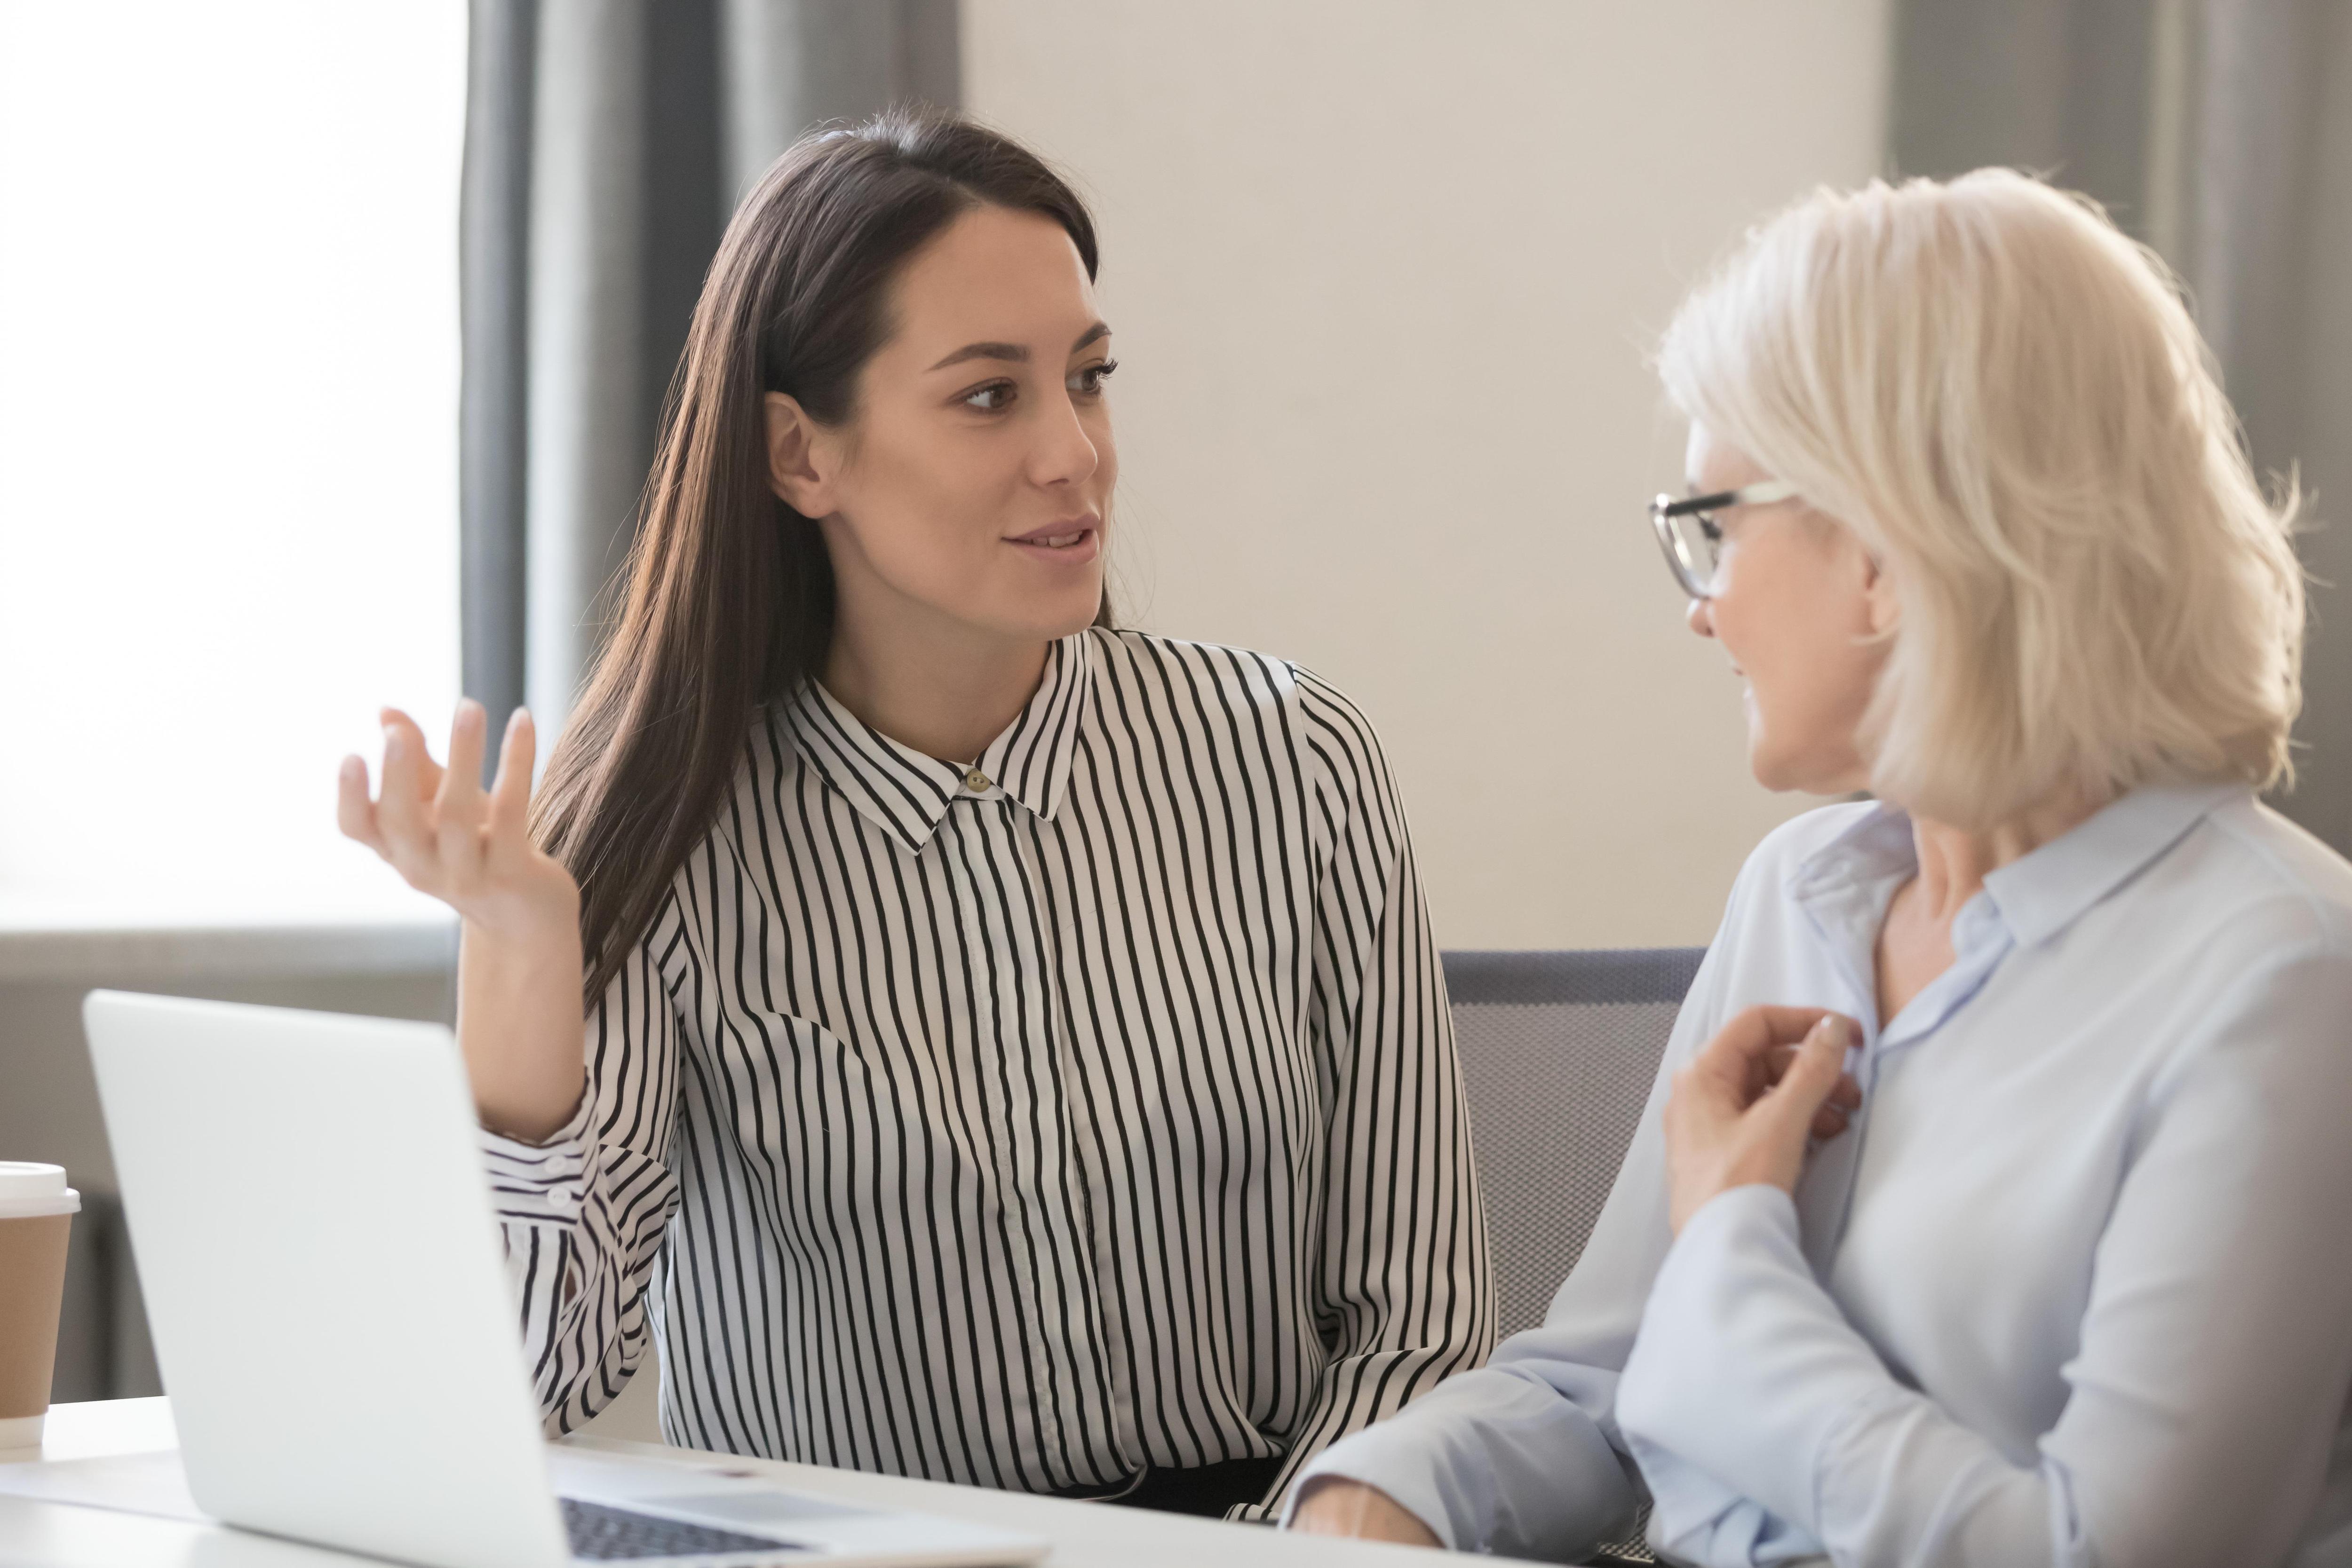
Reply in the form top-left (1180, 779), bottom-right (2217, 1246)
top-left (338, 110), bottom-right (1491, 1520)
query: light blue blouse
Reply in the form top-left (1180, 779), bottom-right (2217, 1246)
top-left (1291, 784), bottom-right (2352, 1567)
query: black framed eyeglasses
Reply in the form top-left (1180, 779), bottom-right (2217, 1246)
top-left (1647, 479), bottom-right (1799, 599)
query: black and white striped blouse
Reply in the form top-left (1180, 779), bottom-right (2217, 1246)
top-left (480, 627), bottom-right (1493, 1516)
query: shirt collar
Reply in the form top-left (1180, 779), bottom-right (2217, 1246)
top-left (783, 632), bottom-right (1096, 853)
top-left (1979, 780), bottom-right (2246, 949)
top-left (1792, 780), bottom-right (2247, 954)
top-left (973, 630), bottom-right (1095, 822)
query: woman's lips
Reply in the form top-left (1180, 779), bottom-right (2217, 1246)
top-left (1005, 517), bottom-right (1102, 565)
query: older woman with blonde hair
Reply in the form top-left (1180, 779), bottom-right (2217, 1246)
top-left (1286, 168), bottom-right (2352, 1566)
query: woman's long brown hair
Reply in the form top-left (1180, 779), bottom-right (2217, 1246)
top-left (530, 110), bottom-right (1102, 1004)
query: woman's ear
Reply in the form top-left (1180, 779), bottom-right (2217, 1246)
top-left (1862, 546), bottom-right (1901, 636)
top-left (764, 392), bottom-right (837, 516)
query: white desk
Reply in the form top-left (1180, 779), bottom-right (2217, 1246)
top-left (0, 1400), bottom-right (1434, 1567)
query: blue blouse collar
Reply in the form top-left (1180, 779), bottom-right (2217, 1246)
top-left (1793, 780), bottom-right (2248, 953)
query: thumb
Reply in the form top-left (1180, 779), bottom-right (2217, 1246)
top-left (1761, 1014), bottom-right (1850, 1132)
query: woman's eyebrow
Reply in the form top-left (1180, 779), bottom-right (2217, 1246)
top-left (927, 322), bottom-right (1110, 371)
top-left (928, 341), bottom-right (1028, 371)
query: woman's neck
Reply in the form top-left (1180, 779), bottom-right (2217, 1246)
top-left (1875, 784), bottom-right (2109, 1026)
top-left (822, 606), bottom-right (1052, 767)
top-left (1906, 786), bottom-right (2107, 920)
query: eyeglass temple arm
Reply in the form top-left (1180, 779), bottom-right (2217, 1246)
top-left (1658, 479), bottom-right (1800, 517)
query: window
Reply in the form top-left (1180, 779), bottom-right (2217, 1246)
top-left (0, 2), bottom-right (465, 925)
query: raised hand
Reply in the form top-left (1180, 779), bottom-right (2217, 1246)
top-left (338, 702), bottom-right (588, 1140)
top-left (337, 702), bottom-right (577, 935)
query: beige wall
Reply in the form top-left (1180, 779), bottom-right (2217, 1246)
top-left (966, 0), bottom-right (1891, 948)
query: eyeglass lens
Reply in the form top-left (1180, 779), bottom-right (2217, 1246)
top-left (1665, 510), bottom-right (1724, 596)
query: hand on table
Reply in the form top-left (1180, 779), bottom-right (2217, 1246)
top-left (1663, 1006), bottom-right (1861, 1235)
top-left (337, 702), bottom-right (588, 1141)
top-left (1287, 1478), bottom-right (1442, 1547)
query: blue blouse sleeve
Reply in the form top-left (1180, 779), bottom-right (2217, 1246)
top-left (1280, 867), bottom-right (1749, 1559)
top-left (1615, 936), bottom-right (2352, 1568)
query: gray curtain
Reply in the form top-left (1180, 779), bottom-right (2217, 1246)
top-left (459, 0), bottom-right (960, 760)
top-left (1891, 0), bottom-right (2352, 851)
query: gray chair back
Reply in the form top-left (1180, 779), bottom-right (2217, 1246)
top-left (1446, 948), bottom-right (1705, 1340)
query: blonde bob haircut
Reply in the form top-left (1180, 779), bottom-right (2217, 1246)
top-left (1656, 168), bottom-right (2304, 830)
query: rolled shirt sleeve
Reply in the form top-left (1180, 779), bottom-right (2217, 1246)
top-left (478, 1093), bottom-right (595, 1220)
top-left (478, 893), bottom-right (689, 1434)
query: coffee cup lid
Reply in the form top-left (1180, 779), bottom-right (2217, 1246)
top-left (0, 1163), bottom-right (80, 1220)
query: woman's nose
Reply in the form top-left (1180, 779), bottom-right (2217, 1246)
top-left (1685, 595), bottom-right (1716, 638)
top-left (1034, 394), bottom-right (1100, 488)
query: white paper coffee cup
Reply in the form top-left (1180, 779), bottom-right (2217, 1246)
top-left (0, 1164), bottom-right (81, 1451)
top-left (0, 1163), bottom-right (79, 1221)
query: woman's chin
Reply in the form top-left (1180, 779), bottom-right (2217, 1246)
top-left (975, 591), bottom-right (1104, 647)
top-left (1746, 733), bottom-right (1827, 796)
top-left (950, 565), bottom-right (1106, 645)
top-left (1743, 719), bottom-right (1787, 791)
top-left (1748, 739), bottom-right (1871, 799)
top-left (1037, 574), bottom-right (1108, 637)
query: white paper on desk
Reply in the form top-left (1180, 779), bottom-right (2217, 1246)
top-left (0, 1449), bottom-right (212, 1525)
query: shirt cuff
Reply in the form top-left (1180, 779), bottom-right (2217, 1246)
top-left (1280, 1362), bottom-right (1636, 1557)
top-left (1282, 1415), bottom-right (1469, 1550)
top-left (1619, 1183), bottom-right (1879, 1547)
top-left (477, 1094), bottom-right (594, 1223)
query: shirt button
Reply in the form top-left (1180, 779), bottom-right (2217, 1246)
top-left (964, 769), bottom-right (991, 793)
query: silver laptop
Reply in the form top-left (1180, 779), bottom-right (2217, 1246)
top-left (83, 989), bottom-right (1047, 1568)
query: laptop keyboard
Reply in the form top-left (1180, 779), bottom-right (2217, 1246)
top-left (559, 1496), bottom-right (805, 1561)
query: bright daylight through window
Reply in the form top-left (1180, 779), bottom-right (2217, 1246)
top-left (0, 3), bottom-right (464, 928)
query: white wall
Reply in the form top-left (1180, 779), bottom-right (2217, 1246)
top-left (966, 0), bottom-right (1891, 947)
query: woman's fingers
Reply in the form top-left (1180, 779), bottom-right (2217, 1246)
top-left (382, 707), bottom-right (447, 796)
top-left (486, 707), bottom-right (536, 844)
top-left (1765, 1044), bottom-right (1863, 1126)
top-left (1668, 1010), bottom-right (1862, 1233)
top-left (1695, 1004), bottom-right (1839, 1103)
top-left (1760, 1015), bottom-right (1853, 1138)
top-left (335, 755), bottom-right (382, 852)
top-left (1716, 1004), bottom-right (1838, 1063)
top-left (374, 712), bottom-right (429, 858)
top-left (376, 708), bottom-right (454, 887)
top-left (435, 701), bottom-right (490, 872)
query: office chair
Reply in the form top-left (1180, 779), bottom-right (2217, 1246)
top-left (1444, 946), bottom-right (1707, 1568)
top-left (1445, 947), bottom-right (1702, 1338)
